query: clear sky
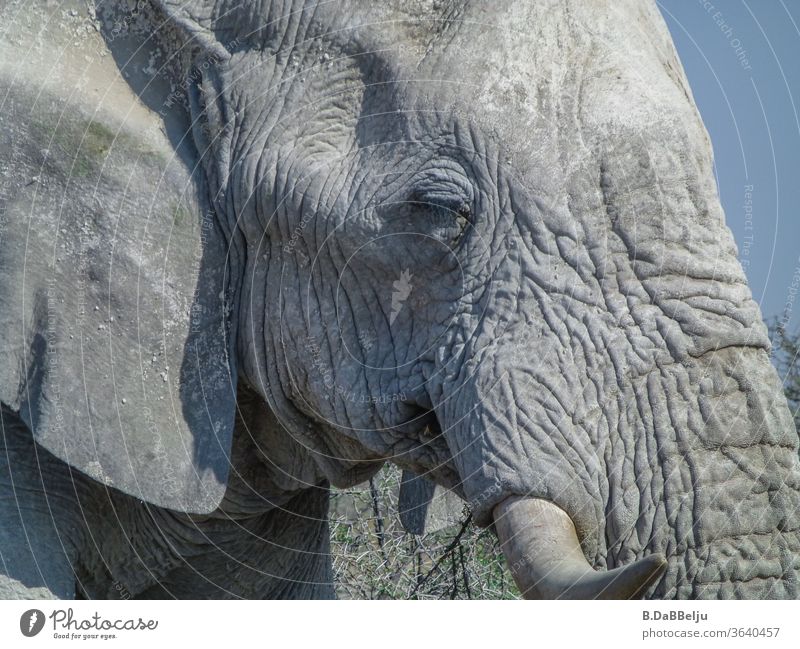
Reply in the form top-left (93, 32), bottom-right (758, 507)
top-left (657, 0), bottom-right (800, 336)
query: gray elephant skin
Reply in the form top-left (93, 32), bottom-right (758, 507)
top-left (0, 0), bottom-right (798, 600)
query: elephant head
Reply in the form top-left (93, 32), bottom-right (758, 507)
top-left (2, 0), bottom-right (798, 599)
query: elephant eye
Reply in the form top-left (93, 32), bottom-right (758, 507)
top-left (407, 190), bottom-right (474, 244)
top-left (455, 202), bottom-right (472, 223)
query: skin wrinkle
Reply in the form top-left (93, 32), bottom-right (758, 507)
top-left (531, 376), bottom-right (604, 497)
top-left (601, 150), bottom-right (761, 352)
top-left (631, 355), bottom-right (798, 595)
top-left (282, 149), bottom-right (432, 448)
top-left (661, 370), bottom-right (703, 572)
top-left (611, 395), bottom-right (645, 563)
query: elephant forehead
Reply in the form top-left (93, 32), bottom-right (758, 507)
top-left (276, 0), bottom-right (695, 185)
top-left (216, 2), bottom-right (692, 172)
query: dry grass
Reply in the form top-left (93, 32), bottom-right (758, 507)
top-left (330, 465), bottom-right (519, 600)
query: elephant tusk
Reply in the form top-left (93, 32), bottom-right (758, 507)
top-left (493, 496), bottom-right (667, 599)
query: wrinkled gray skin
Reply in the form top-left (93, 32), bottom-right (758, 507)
top-left (1, 0), bottom-right (799, 599)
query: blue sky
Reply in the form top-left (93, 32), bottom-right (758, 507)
top-left (658, 0), bottom-right (800, 335)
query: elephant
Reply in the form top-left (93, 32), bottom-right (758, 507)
top-left (1, 0), bottom-right (799, 600)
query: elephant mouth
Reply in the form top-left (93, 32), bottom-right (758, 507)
top-left (390, 407), bottom-right (465, 489)
top-left (493, 497), bottom-right (667, 599)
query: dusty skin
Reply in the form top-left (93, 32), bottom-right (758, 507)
top-left (0, 0), bottom-right (798, 599)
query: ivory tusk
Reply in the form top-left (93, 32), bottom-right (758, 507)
top-left (493, 496), bottom-right (667, 599)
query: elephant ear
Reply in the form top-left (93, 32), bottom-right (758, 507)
top-left (0, 7), bottom-right (236, 513)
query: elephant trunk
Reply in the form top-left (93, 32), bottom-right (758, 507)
top-left (439, 342), bottom-right (800, 598)
top-left (614, 346), bottom-right (800, 598)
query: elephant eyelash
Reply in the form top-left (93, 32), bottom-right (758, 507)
top-left (410, 192), bottom-right (473, 222)
top-left (406, 196), bottom-right (473, 248)
top-left (439, 199), bottom-right (473, 229)
top-left (455, 203), bottom-right (472, 224)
